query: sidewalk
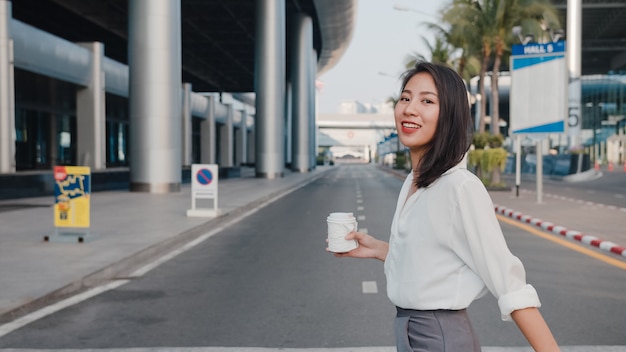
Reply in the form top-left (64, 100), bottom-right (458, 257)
top-left (1, 163), bottom-right (625, 326)
top-left (0, 166), bottom-right (331, 322)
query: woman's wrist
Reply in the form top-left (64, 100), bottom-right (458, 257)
top-left (376, 241), bottom-right (389, 262)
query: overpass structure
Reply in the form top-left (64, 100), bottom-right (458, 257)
top-left (0, 0), bottom-right (356, 195)
top-left (317, 113), bottom-right (398, 163)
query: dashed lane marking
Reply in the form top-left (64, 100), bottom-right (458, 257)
top-left (362, 281), bottom-right (378, 294)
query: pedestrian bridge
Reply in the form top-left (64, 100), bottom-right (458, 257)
top-left (317, 113), bottom-right (399, 162)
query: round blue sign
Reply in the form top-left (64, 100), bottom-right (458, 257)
top-left (196, 168), bottom-right (213, 185)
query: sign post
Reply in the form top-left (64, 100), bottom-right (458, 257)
top-left (187, 164), bottom-right (220, 217)
top-left (510, 41), bottom-right (567, 203)
top-left (46, 166), bottom-right (92, 243)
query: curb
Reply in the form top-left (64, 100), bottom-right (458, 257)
top-left (494, 204), bottom-right (626, 257)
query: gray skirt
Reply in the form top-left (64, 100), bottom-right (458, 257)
top-left (394, 307), bottom-right (481, 352)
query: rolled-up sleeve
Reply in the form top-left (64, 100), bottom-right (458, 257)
top-left (498, 284), bottom-right (540, 321)
top-left (452, 176), bottom-right (541, 321)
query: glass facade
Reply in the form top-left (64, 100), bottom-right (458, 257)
top-left (14, 68), bottom-right (130, 171)
top-left (14, 69), bottom-right (77, 170)
top-left (580, 74), bottom-right (626, 147)
top-left (105, 93), bottom-right (129, 167)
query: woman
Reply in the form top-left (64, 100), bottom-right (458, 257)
top-left (331, 62), bottom-right (559, 351)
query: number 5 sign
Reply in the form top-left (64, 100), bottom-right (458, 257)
top-left (187, 164), bottom-right (221, 217)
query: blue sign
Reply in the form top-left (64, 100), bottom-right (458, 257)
top-left (196, 168), bottom-right (213, 185)
top-left (510, 40), bottom-right (567, 135)
top-left (511, 41), bottom-right (565, 56)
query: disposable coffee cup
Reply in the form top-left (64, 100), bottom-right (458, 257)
top-left (327, 212), bottom-right (359, 253)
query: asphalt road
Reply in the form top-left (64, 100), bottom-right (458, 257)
top-left (0, 164), bottom-right (624, 350)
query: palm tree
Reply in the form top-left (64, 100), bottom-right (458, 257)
top-left (442, 0), bottom-right (494, 134)
top-left (424, 22), bottom-right (481, 88)
top-left (404, 34), bottom-right (455, 69)
top-left (488, 0), bottom-right (560, 137)
top-left (442, 0), bottom-right (560, 136)
top-left (442, 0), bottom-right (561, 186)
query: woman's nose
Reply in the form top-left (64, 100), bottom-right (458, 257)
top-left (404, 100), bottom-right (418, 116)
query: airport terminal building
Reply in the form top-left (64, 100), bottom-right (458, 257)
top-left (0, 0), bottom-right (356, 198)
top-left (469, 1), bottom-right (626, 164)
top-left (1, 0), bottom-right (626, 199)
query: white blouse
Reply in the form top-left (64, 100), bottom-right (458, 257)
top-left (383, 162), bottom-right (540, 321)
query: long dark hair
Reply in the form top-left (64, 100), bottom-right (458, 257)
top-left (399, 62), bottom-right (473, 188)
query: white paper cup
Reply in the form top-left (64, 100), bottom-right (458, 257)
top-left (328, 212), bottom-right (354, 220)
top-left (327, 213), bottom-right (359, 253)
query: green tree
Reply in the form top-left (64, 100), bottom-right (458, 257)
top-left (404, 34), bottom-right (455, 68)
top-left (424, 22), bottom-right (481, 87)
top-left (441, 0), bottom-right (560, 135)
top-left (442, 0), bottom-right (494, 134)
top-left (487, 0), bottom-right (560, 137)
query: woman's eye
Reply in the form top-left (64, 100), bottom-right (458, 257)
top-left (400, 97), bottom-right (410, 102)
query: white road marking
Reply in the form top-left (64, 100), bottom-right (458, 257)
top-left (357, 215), bottom-right (366, 221)
top-left (360, 228), bottom-right (368, 234)
top-left (0, 279), bottom-right (129, 338)
top-left (362, 281), bottom-right (378, 294)
top-left (0, 176), bottom-right (323, 339)
top-left (0, 346), bottom-right (624, 351)
top-left (357, 206), bottom-right (364, 211)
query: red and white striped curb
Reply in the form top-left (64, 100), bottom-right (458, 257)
top-left (494, 205), bottom-right (626, 258)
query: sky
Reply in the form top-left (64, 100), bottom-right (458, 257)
top-left (317, 0), bottom-right (444, 114)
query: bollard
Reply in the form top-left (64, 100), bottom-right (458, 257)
top-left (608, 162), bottom-right (614, 172)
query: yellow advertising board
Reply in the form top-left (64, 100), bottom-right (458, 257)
top-left (53, 166), bottom-right (91, 228)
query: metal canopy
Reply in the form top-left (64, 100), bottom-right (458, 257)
top-left (11, 0), bottom-right (355, 93)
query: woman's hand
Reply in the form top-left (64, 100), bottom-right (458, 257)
top-left (327, 231), bottom-right (389, 262)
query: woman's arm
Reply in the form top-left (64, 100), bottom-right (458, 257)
top-left (511, 307), bottom-right (560, 352)
top-left (329, 231), bottom-right (389, 261)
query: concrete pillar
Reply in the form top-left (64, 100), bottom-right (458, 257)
top-left (238, 107), bottom-right (248, 165)
top-left (247, 116), bottom-right (255, 165)
top-left (567, 0), bottom-right (582, 149)
top-left (76, 42), bottom-right (106, 170)
top-left (254, 0), bottom-right (285, 178)
top-left (200, 94), bottom-right (216, 164)
top-left (0, 0), bottom-right (14, 173)
top-left (219, 102), bottom-right (234, 168)
top-left (309, 48), bottom-right (317, 170)
top-left (290, 14), bottom-right (313, 172)
top-left (181, 82), bottom-right (192, 167)
top-left (285, 81), bottom-right (292, 167)
top-left (128, 0), bottom-right (182, 192)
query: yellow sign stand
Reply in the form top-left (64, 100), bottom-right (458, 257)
top-left (46, 166), bottom-right (92, 243)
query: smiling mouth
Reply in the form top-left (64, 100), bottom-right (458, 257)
top-left (402, 122), bottom-right (421, 129)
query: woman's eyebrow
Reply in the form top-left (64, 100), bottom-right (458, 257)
top-left (419, 90), bottom-right (438, 96)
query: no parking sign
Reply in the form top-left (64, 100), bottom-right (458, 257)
top-left (187, 164), bottom-right (220, 217)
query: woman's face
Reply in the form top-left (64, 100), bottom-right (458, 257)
top-left (394, 72), bottom-right (440, 156)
